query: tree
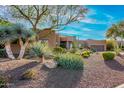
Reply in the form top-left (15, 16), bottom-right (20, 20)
top-left (117, 21), bottom-right (124, 48)
top-left (9, 5), bottom-right (87, 31)
top-left (0, 18), bottom-right (15, 59)
top-left (0, 23), bottom-right (35, 60)
top-left (106, 21), bottom-right (124, 51)
top-left (44, 6), bottom-right (87, 30)
top-left (106, 24), bottom-right (119, 39)
top-left (9, 5), bottom-right (49, 31)
top-left (0, 26), bottom-right (16, 59)
top-left (11, 24), bottom-right (35, 59)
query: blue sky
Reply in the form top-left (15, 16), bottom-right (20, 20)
top-left (1, 5), bottom-right (124, 40)
top-left (59, 5), bottom-right (124, 40)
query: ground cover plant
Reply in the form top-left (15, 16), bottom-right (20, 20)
top-left (21, 69), bottom-right (37, 80)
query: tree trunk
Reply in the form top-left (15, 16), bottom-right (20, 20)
top-left (18, 38), bottom-right (29, 59)
top-left (5, 42), bottom-right (15, 60)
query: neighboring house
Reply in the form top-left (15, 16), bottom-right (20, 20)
top-left (78, 39), bottom-right (106, 51)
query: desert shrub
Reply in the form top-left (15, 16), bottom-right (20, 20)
top-left (75, 49), bottom-right (82, 55)
top-left (82, 50), bottom-right (91, 58)
top-left (106, 39), bottom-right (115, 51)
top-left (91, 48), bottom-right (96, 53)
top-left (21, 69), bottom-right (37, 80)
top-left (53, 47), bottom-right (66, 54)
top-left (0, 49), bottom-right (7, 58)
top-left (0, 75), bottom-right (9, 88)
top-left (69, 48), bottom-right (78, 53)
top-left (54, 53), bottom-right (83, 70)
top-left (102, 52), bottom-right (115, 60)
top-left (115, 48), bottom-right (121, 55)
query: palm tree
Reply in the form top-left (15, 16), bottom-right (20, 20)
top-left (0, 26), bottom-right (16, 59)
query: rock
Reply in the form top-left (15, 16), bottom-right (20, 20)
top-left (118, 52), bottom-right (124, 58)
top-left (115, 84), bottom-right (124, 88)
top-left (44, 60), bottom-right (58, 69)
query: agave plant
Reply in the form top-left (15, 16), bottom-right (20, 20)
top-left (29, 42), bottom-right (52, 62)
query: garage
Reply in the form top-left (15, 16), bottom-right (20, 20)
top-left (90, 45), bottom-right (105, 51)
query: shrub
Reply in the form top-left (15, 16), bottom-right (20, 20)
top-left (82, 50), bottom-right (91, 58)
top-left (54, 53), bottom-right (83, 70)
top-left (102, 52), bottom-right (115, 60)
top-left (106, 39), bottom-right (115, 51)
top-left (75, 49), bottom-right (82, 55)
top-left (0, 49), bottom-right (7, 58)
top-left (115, 48), bottom-right (121, 55)
top-left (0, 75), bottom-right (8, 88)
top-left (53, 47), bottom-right (66, 54)
top-left (69, 48), bottom-right (78, 53)
top-left (21, 69), bottom-right (37, 80)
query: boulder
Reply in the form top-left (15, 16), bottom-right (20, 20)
top-left (44, 60), bottom-right (58, 69)
top-left (118, 52), bottom-right (124, 58)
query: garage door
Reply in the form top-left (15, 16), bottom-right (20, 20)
top-left (90, 45), bottom-right (105, 51)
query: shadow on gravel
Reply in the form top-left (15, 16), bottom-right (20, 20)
top-left (41, 66), bottom-right (83, 88)
top-left (104, 59), bottom-right (124, 71)
top-left (6, 61), bottom-right (40, 80)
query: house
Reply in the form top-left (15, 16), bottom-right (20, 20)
top-left (38, 29), bottom-right (107, 51)
top-left (38, 29), bottom-right (76, 49)
top-left (78, 39), bottom-right (106, 51)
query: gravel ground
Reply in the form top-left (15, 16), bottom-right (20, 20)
top-left (0, 53), bottom-right (124, 88)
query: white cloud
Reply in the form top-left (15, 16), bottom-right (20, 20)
top-left (81, 28), bottom-right (92, 31)
top-left (80, 18), bottom-right (107, 25)
top-left (103, 13), bottom-right (114, 20)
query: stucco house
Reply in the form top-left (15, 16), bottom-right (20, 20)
top-left (78, 39), bottom-right (106, 51)
top-left (38, 29), bottom-right (76, 49)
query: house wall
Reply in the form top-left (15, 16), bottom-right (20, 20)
top-left (38, 29), bottom-right (57, 48)
top-left (59, 36), bottom-right (76, 49)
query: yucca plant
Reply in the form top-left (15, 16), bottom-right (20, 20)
top-left (30, 42), bottom-right (52, 62)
